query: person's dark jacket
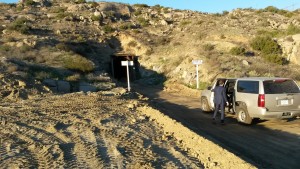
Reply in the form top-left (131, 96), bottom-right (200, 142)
top-left (213, 86), bottom-right (228, 105)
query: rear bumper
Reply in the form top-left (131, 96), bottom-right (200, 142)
top-left (255, 108), bottom-right (300, 119)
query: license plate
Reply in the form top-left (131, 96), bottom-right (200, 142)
top-left (280, 100), bottom-right (289, 105)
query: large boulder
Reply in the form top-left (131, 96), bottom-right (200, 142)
top-left (279, 34), bottom-right (300, 65)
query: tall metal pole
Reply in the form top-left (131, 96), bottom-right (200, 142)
top-left (126, 63), bottom-right (131, 91)
top-left (196, 64), bottom-right (199, 89)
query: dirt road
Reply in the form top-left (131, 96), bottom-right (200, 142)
top-left (133, 84), bottom-right (300, 169)
top-left (0, 88), bottom-right (255, 169)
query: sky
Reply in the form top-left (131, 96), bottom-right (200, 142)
top-left (1, 0), bottom-right (300, 13)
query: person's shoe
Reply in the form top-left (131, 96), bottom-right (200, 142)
top-left (221, 120), bottom-right (225, 125)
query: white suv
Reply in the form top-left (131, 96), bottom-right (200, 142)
top-left (201, 77), bottom-right (300, 124)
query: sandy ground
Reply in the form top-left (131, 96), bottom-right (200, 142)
top-left (0, 85), bottom-right (255, 169)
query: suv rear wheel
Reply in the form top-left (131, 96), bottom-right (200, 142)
top-left (236, 104), bottom-right (252, 124)
top-left (201, 97), bottom-right (212, 112)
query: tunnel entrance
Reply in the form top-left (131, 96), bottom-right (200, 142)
top-left (111, 54), bottom-right (140, 81)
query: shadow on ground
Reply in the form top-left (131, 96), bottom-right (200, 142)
top-left (133, 83), bottom-right (300, 169)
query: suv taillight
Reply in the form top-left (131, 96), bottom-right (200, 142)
top-left (258, 94), bottom-right (265, 107)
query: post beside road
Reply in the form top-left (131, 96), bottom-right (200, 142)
top-left (121, 60), bottom-right (134, 92)
top-left (192, 60), bottom-right (203, 89)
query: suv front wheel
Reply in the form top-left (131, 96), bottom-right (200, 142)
top-left (236, 104), bottom-right (252, 124)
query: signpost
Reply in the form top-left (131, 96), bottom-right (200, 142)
top-left (192, 60), bottom-right (203, 89)
top-left (121, 60), bottom-right (134, 91)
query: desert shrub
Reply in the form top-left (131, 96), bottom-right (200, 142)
top-left (63, 54), bottom-right (95, 72)
top-left (133, 4), bottom-right (149, 8)
top-left (180, 20), bottom-right (192, 26)
top-left (91, 15), bottom-right (101, 21)
top-left (127, 41), bottom-right (137, 47)
top-left (103, 25), bottom-right (114, 33)
top-left (202, 44), bottom-right (215, 51)
top-left (250, 36), bottom-right (281, 55)
top-left (20, 45), bottom-right (32, 53)
top-left (230, 46), bottom-right (246, 55)
top-left (264, 6), bottom-right (280, 13)
top-left (222, 10), bottom-right (229, 15)
top-left (56, 12), bottom-right (72, 19)
top-left (119, 23), bottom-right (133, 30)
top-left (0, 45), bottom-right (11, 52)
top-left (286, 24), bottom-right (300, 35)
top-left (88, 1), bottom-right (98, 7)
top-left (16, 5), bottom-right (24, 11)
top-left (137, 17), bottom-right (149, 27)
top-left (263, 54), bottom-right (285, 65)
top-left (256, 29), bottom-right (281, 38)
top-left (51, 7), bottom-right (66, 13)
top-left (285, 36), bottom-right (294, 42)
top-left (188, 82), bottom-right (209, 90)
top-left (133, 10), bottom-right (142, 16)
top-left (24, 0), bottom-right (36, 6)
top-left (155, 36), bottom-right (170, 46)
top-left (145, 49), bottom-right (153, 56)
top-left (75, 0), bottom-right (86, 4)
top-left (9, 17), bottom-right (31, 34)
top-left (76, 35), bottom-right (85, 42)
top-left (56, 43), bottom-right (71, 52)
top-left (6, 65), bottom-right (18, 73)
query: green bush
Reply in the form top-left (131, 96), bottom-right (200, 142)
top-left (180, 20), bottom-right (192, 26)
top-left (25, 0), bottom-right (36, 6)
top-left (63, 54), bottom-right (95, 72)
top-left (137, 17), bottom-right (149, 27)
top-left (9, 17), bottom-right (31, 34)
top-left (56, 43), bottom-right (71, 52)
top-left (133, 4), bottom-right (149, 8)
top-left (250, 36), bottom-right (285, 64)
top-left (286, 24), bottom-right (300, 35)
top-left (88, 1), bottom-right (98, 7)
top-left (56, 12), bottom-right (72, 19)
top-left (0, 45), bottom-right (11, 52)
top-left (91, 15), bottom-right (101, 21)
top-left (230, 46), bottom-right (246, 55)
top-left (264, 6), bottom-right (280, 13)
top-left (75, 0), bottom-right (86, 4)
top-left (250, 36), bottom-right (281, 55)
top-left (20, 45), bottom-right (32, 53)
top-left (263, 54), bottom-right (284, 65)
top-left (133, 10), bottom-right (142, 16)
top-left (119, 23), bottom-right (133, 30)
top-left (103, 25), bottom-right (114, 33)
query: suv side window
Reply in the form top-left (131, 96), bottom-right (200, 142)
top-left (237, 81), bottom-right (259, 94)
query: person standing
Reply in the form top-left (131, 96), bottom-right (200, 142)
top-left (212, 79), bottom-right (228, 124)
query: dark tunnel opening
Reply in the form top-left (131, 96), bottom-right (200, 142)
top-left (110, 54), bottom-right (140, 81)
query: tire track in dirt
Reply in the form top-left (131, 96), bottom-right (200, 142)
top-left (1, 91), bottom-right (246, 168)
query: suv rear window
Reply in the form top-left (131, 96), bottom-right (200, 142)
top-left (237, 81), bottom-right (259, 94)
top-left (263, 79), bottom-right (300, 94)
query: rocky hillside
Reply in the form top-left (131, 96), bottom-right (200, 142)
top-left (1, 0), bottom-right (300, 94)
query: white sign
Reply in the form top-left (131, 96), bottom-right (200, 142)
top-left (121, 61), bottom-right (134, 92)
top-left (121, 61), bottom-right (134, 66)
top-left (192, 60), bottom-right (203, 65)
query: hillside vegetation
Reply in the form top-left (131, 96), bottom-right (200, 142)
top-left (1, 0), bottom-right (300, 91)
